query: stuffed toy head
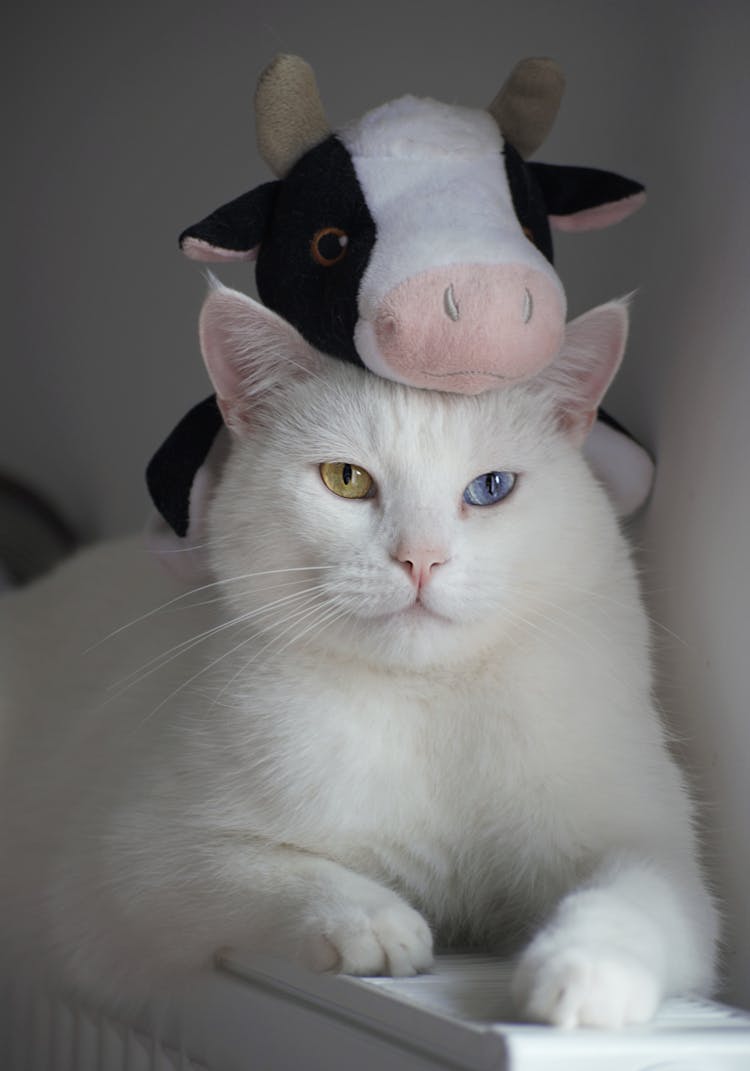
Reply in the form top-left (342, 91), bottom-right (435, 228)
top-left (180, 54), bottom-right (645, 393)
top-left (147, 55), bottom-right (650, 553)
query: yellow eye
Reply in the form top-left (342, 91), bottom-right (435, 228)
top-left (319, 462), bottom-right (375, 499)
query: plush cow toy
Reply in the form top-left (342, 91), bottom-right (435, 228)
top-left (148, 55), bottom-right (652, 566)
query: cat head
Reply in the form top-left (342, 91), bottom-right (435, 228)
top-left (201, 282), bottom-right (628, 671)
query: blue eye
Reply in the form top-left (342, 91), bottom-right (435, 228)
top-left (463, 471), bottom-right (516, 507)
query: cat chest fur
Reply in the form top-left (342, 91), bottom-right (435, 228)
top-left (207, 649), bottom-right (601, 933)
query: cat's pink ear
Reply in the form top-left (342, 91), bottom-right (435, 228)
top-left (549, 299), bottom-right (630, 444)
top-left (199, 281), bottom-right (321, 433)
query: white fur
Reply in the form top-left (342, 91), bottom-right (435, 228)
top-left (0, 296), bottom-right (717, 1026)
top-left (337, 96), bottom-right (563, 322)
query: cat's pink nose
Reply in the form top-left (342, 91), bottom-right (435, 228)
top-left (394, 546), bottom-right (448, 590)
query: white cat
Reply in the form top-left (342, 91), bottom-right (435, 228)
top-left (0, 284), bottom-right (718, 1028)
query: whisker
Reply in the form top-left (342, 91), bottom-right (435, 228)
top-left (506, 598), bottom-right (634, 694)
top-left (85, 566), bottom-right (333, 652)
top-left (140, 632), bottom-right (264, 726)
top-left (145, 592), bottom-right (332, 723)
top-left (170, 576), bottom-right (319, 611)
top-left (280, 601), bottom-right (353, 653)
top-left (207, 599), bottom-right (328, 709)
top-left (149, 530), bottom-right (243, 555)
top-left (528, 577), bottom-right (689, 648)
top-left (105, 586), bottom-right (328, 701)
top-left (209, 593), bottom-right (342, 709)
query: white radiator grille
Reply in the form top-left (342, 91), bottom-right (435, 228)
top-left (2, 982), bottom-right (210, 1071)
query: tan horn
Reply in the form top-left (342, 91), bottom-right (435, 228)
top-left (255, 54), bottom-right (332, 178)
top-left (488, 57), bottom-right (565, 159)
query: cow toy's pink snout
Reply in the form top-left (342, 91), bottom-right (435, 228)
top-left (364, 264), bottom-right (566, 394)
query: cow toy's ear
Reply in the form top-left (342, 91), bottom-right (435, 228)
top-left (179, 181), bottom-right (280, 262)
top-left (530, 162), bottom-right (646, 232)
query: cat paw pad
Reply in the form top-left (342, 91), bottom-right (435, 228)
top-left (512, 944), bottom-right (661, 1029)
top-left (310, 902), bottom-right (434, 977)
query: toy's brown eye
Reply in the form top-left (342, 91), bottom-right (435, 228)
top-left (522, 226), bottom-right (534, 242)
top-left (311, 227), bottom-right (348, 266)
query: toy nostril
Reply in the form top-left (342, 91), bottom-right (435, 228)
top-left (522, 288), bottom-right (533, 324)
top-left (379, 314), bottom-right (398, 339)
top-left (443, 284), bottom-right (460, 322)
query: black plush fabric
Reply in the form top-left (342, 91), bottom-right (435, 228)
top-left (529, 163), bottom-right (644, 217)
top-left (255, 135), bottom-right (376, 366)
top-left (179, 181), bottom-right (280, 254)
top-left (598, 408), bottom-right (632, 437)
top-left (504, 143), bottom-right (555, 263)
top-left (180, 138), bottom-right (377, 366)
top-left (145, 395), bottom-right (223, 538)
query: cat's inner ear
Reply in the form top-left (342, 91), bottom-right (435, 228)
top-left (546, 299), bottom-right (630, 445)
top-left (199, 282), bottom-right (322, 432)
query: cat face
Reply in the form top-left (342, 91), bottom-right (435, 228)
top-left (203, 285), bottom-right (628, 671)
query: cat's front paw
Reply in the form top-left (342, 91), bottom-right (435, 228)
top-left (306, 900), bottom-right (434, 978)
top-left (512, 940), bottom-right (662, 1029)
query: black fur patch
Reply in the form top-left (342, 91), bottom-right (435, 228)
top-left (255, 136), bottom-right (377, 365)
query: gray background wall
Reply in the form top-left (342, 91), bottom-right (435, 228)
top-left (4, 1), bottom-right (749, 1007)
